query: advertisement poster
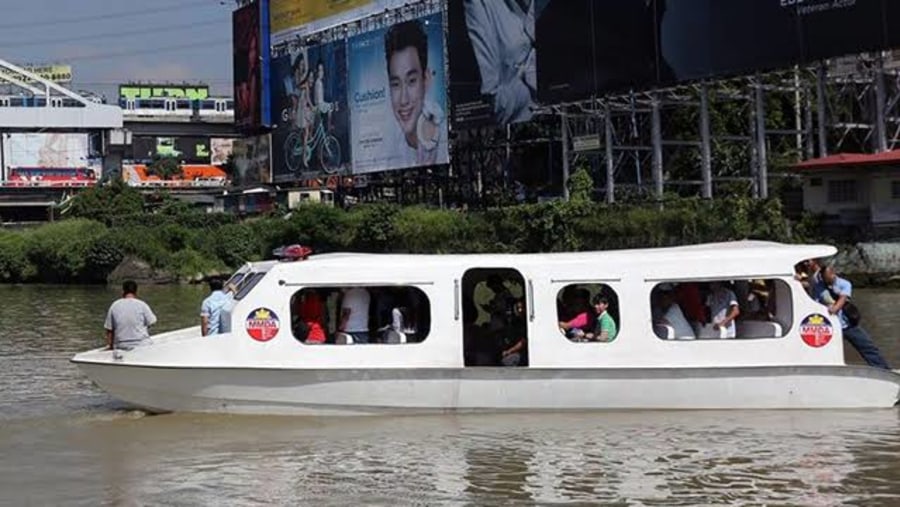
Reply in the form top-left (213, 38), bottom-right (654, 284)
top-left (233, 135), bottom-right (272, 186)
top-left (448, 0), bottom-right (537, 128)
top-left (270, 0), bottom-right (408, 42)
top-left (233, 0), bottom-right (272, 131)
top-left (4, 133), bottom-right (89, 168)
top-left (798, 0), bottom-right (886, 62)
top-left (211, 138), bottom-right (235, 166)
top-left (348, 12), bottom-right (449, 174)
top-left (536, 0), bottom-right (660, 104)
top-left (131, 137), bottom-right (212, 164)
top-left (270, 39), bottom-right (350, 182)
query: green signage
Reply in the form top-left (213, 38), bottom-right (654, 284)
top-left (119, 85), bottom-right (210, 101)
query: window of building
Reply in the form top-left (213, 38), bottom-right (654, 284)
top-left (290, 286), bottom-right (431, 345)
top-left (556, 284), bottom-right (620, 343)
top-left (892, 181), bottom-right (900, 200)
top-left (827, 179), bottom-right (858, 203)
top-left (810, 177), bottom-right (823, 187)
top-left (462, 269), bottom-right (528, 367)
top-left (649, 280), bottom-right (792, 341)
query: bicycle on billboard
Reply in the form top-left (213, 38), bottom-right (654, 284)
top-left (282, 54), bottom-right (342, 175)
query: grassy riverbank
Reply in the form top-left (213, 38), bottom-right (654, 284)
top-left (0, 183), bottom-right (812, 285)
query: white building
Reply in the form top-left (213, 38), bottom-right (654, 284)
top-left (794, 151), bottom-right (900, 236)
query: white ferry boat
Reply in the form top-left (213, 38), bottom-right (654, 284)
top-left (72, 241), bottom-right (900, 415)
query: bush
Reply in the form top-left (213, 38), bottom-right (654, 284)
top-left (213, 223), bottom-right (262, 267)
top-left (0, 230), bottom-right (34, 282)
top-left (0, 196), bottom-right (809, 284)
top-left (25, 219), bottom-right (109, 282)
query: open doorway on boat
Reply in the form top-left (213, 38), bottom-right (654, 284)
top-left (462, 268), bottom-right (528, 367)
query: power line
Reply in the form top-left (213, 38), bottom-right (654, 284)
top-left (0, 18), bottom-right (230, 49)
top-left (0, 0), bottom-right (229, 30)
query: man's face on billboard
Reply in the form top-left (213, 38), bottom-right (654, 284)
top-left (388, 46), bottom-right (427, 142)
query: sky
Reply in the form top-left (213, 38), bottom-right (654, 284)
top-left (0, 0), bottom-right (235, 101)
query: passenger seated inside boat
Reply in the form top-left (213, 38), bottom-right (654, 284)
top-left (650, 279), bottom-right (792, 340)
top-left (499, 299), bottom-right (528, 366)
top-left (558, 288), bottom-right (593, 340)
top-left (376, 287), bottom-right (420, 344)
top-left (556, 284), bottom-right (620, 343)
top-left (652, 285), bottom-right (695, 340)
top-left (290, 286), bottom-right (431, 345)
top-left (584, 295), bottom-right (617, 342)
top-left (463, 268), bottom-right (529, 367)
top-left (291, 290), bottom-right (326, 344)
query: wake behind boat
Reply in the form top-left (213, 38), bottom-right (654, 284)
top-left (72, 241), bottom-right (900, 415)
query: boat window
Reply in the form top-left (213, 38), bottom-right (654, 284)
top-left (233, 272), bottom-right (266, 301)
top-left (649, 280), bottom-right (792, 341)
top-left (462, 268), bottom-right (529, 367)
top-left (289, 286), bottom-right (431, 345)
top-left (556, 284), bottom-right (620, 343)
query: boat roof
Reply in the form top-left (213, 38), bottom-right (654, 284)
top-left (254, 241), bottom-right (835, 281)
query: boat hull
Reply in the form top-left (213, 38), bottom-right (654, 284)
top-left (73, 361), bottom-right (900, 415)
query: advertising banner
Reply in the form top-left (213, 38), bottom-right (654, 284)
top-left (21, 64), bottom-right (73, 84)
top-left (119, 85), bottom-right (210, 101)
top-left (234, 0), bottom-right (273, 131)
top-left (448, 0), bottom-right (537, 128)
top-left (798, 0), bottom-right (886, 62)
top-left (211, 138), bottom-right (235, 166)
top-left (348, 12), bottom-right (449, 174)
top-left (233, 135), bottom-right (272, 185)
top-left (270, 39), bottom-right (351, 182)
top-left (4, 133), bottom-right (88, 168)
top-left (536, 0), bottom-right (659, 104)
top-left (131, 137), bottom-right (212, 164)
top-left (270, 0), bottom-right (408, 42)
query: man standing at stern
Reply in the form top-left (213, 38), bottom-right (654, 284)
top-left (104, 280), bottom-right (157, 351)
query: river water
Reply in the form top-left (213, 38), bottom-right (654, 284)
top-left (1, 285), bottom-right (899, 505)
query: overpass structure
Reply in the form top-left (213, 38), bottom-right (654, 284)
top-left (0, 59), bottom-right (122, 130)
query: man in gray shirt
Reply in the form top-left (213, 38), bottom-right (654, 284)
top-left (105, 280), bottom-right (157, 350)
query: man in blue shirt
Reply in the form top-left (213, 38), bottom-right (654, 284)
top-left (820, 265), bottom-right (890, 370)
top-left (200, 278), bottom-right (231, 336)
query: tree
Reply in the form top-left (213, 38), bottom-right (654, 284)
top-left (567, 164), bottom-right (594, 202)
top-left (147, 155), bottom-right (183, 180)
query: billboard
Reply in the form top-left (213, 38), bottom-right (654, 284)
top-left (119, 85), bottom-right (210, 100)
top-left (270, 39), bottom-right (351, 182)
top-left (532, 0), bottom-right (899, 105)
top-left (348, 12), bottom-right (449, 174)
top-left (448, 0), bottom-right (537, 127)
top-left (21, 64), bottom-right (73, 84)
top-left (232, 135), bottom-right (272, 185)
top-left (131, 136), bottom-right (212, 164)
top-left (234, 0), bottom-right (273, 131)
top-left (536, 0), bottom-right (661, 104)
top-left (270, 0), bottom-right (408, 42)
top-left (211, 138), bottom-right (235, 166)
top-left (798, 0), bottom-right (886, 62)
top-left (4, 133), bottom-right (89, 169)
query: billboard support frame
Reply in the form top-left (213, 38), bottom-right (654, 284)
top-left (699, 84), bottom-right (713, 199)
top-left (816, 63), bottom-right (829, 157)
top-left (561, 111), bottom-right (570, 202)
top-left (754, 81), bottom-right (769, 200)
top-left (874, 53), bottom-right (888, 153)
top-left (651, 95), bottom-right (663, 201)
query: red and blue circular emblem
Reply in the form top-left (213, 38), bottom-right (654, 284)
top-left (245, 308), bottom-right (280, 342)
top-left (800, 313), bottom-right (833, 348)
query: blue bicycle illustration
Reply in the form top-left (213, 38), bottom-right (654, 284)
top-left (282, 108), bottom-right (342, 175)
